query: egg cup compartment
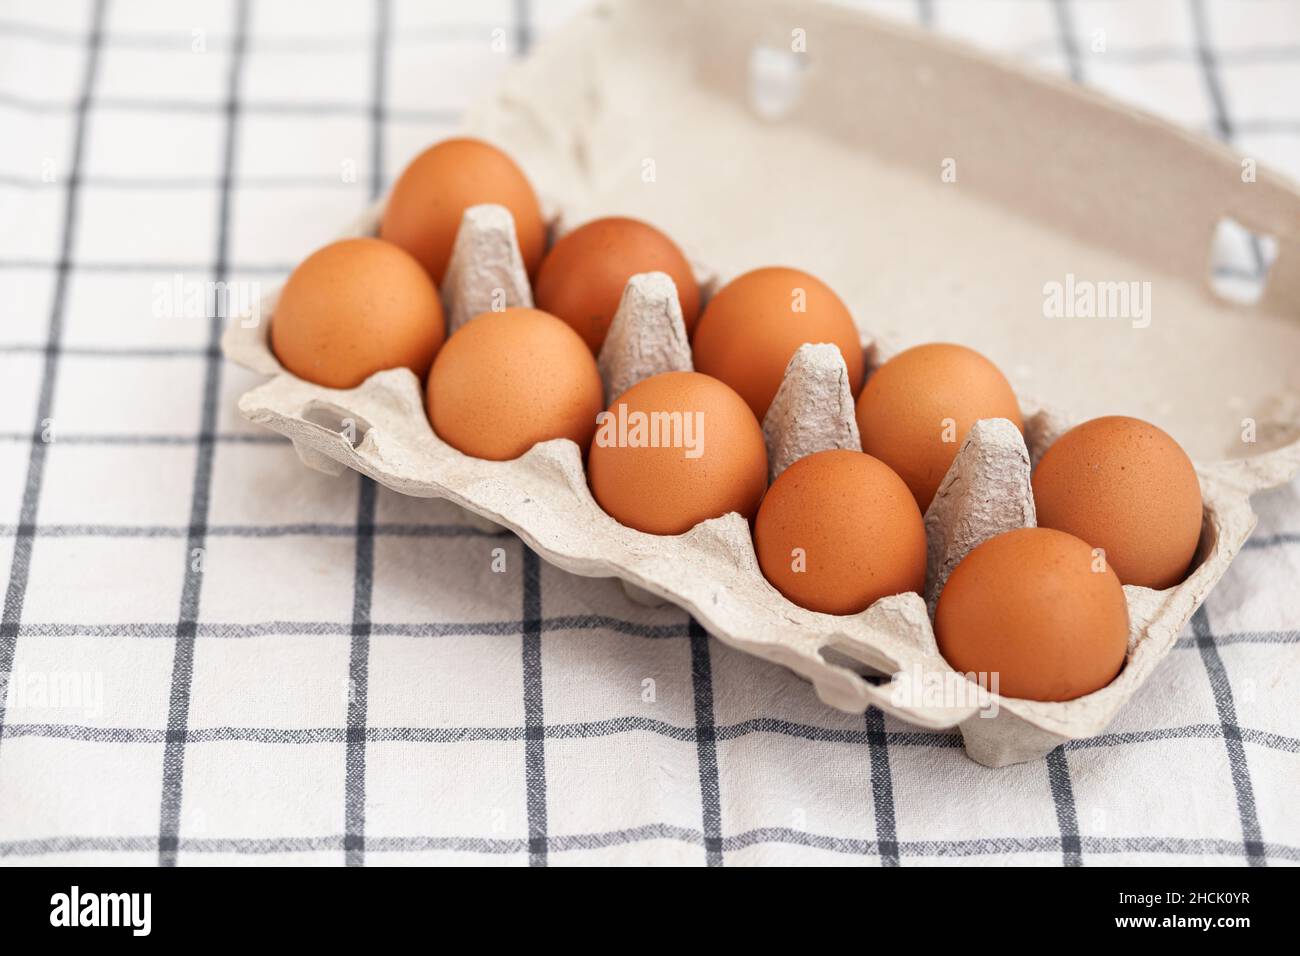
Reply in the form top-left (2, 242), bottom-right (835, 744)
top-left (223, 0), bottom-right (1300, 766)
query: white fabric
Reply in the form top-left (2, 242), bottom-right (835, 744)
top-left (0, 0), bottom-right (1296, 866)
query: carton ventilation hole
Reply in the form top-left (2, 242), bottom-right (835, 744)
top-left (817, 642), bottom-right (888, 683)
top-left (1209, 217), bottom-right (1277, 305)
top-left (748, 45), bottom-right (805, 121)
top-left (302, 402), bottom-right (371, 449)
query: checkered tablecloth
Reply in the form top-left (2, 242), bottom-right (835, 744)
top-left (1, 0), bottom-right (1296, 867)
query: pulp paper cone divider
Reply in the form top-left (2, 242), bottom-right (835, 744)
top-left (224, 196), bottom-right (1280, 768)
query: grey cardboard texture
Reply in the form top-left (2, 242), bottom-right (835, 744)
top-left (222, 0), bottom-right (1300, 766)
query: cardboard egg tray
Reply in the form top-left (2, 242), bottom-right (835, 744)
top-left (222, 0), bottom-right (1300, 766)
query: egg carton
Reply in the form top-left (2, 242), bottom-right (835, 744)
top-left (222, 0), bottom-right (1300, 765)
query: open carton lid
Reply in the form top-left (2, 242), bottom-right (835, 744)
top-left (465, 0), bottom-right (1300, 486)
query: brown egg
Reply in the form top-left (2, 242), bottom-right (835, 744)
top-left (379, 137), bottom-right (546, 284)
top-left (426, 308), bottom-right (603, 461)
top-left (754, 450), bottom-right (925, 615)
top-left (691, 267), bottom-right (864, 421)
top-left (271, 237), bottom-right (445, 389)
top-left (935, 527), bottom-right (1129, 702)
top-left (533, 217), bottom-right (700, 353)
top-left (588, 371), bottom-right (767, 535)
top-left (855, 343), bottom-right (1022, 512)
top-left (1032, 416), bottom-right (1203, 590)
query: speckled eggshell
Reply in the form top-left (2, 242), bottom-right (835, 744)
top-left (270, 237), bottom-right (445, 390)
top-left (1032, 415), bottom-right (1204, 590)
top-left (754, 449), bottom-right (926, 615)
top-left (426, 307), bottom-right (604, 461)
top-left (855, 342), bottom-right (1023, 512)
top-left (691, 266), bottom-right (864, 420)
top-left (588, 371), bottom-right (768, 536)
top-left (533, 216), bottom-right (701, 353)
top-left (379, 137), bottom-right (546, 284)
top-left (935, 527), bottom-right (1130, 702)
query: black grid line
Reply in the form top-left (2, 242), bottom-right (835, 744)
top-left (0, 522), bottom-right (506, 539)
top-left (0, 89), bottom-right (456, 124)
top-left (1191, 0), bottom-right (1234, 144)
top-left (1235, 119), bottom-right (1300, 135)
top-left (344, 480), bottom-right (375, 866)
top-left (514, 0), bottom-right (531, 55)
top-left (1045, 747), bottom-right (1083, 866)
top-left (342, 0), bottom-right (389, 868)
top-left (1175, 629), bottom-right (1297, 648)
top-left (6, 616), bottom-right (1293, 646)
top-left (1007, 39), bottom-right (1300, 68)
top-left (1191, 607), bottom-right (1267, 866)
top-left (0, 432), bottom-right (285, 445)
top-left (1051, 0), bottom-right (1084, 83)
top-left (1244, 532), bottom-right (1300, 549)
top-left (0, 345), bottom-right (221, 358)
top-left (0, 828), bottom-right (1296, 863)
top-left (0, 0), bottom-right (107, 768)
top-left (9, 616), bottom-right (695, 640)
top-left (371, 0), bottom-right (389, 204)
top-left (521, 543), bottom-right (548, 867)
top-left (688, 618), bottom-right (724, 866)
top-left (0, 16), bottom-right (533, 53)
top-left (0, 258), bottom-right (296, 274)
top-left (156, 0), bottom-right (249, 868)
top-left (0, 172), bottom-right (377, 191)
top-left (4, 717), bottom-right (1297, 757)
top-left (864, 706), bottom-right (900, 866)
